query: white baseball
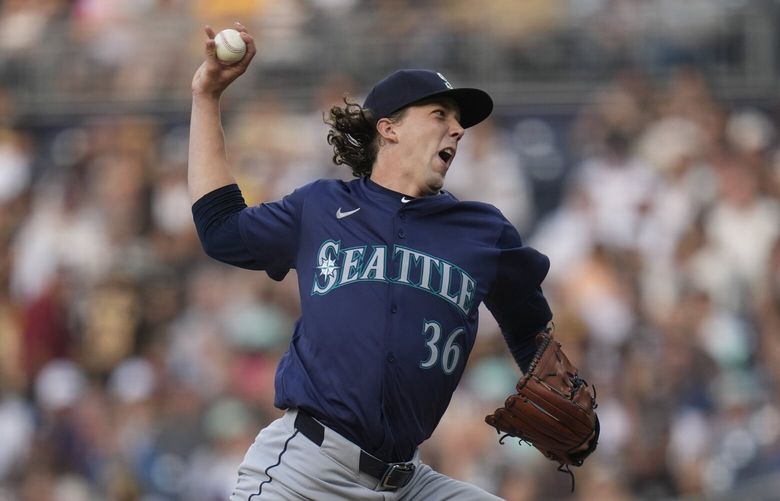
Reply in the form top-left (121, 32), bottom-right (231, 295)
top-left (214, 28), bottom-right (247, 64)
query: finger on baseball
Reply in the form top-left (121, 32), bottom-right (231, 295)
top-left (241, 31), bottom-right (254, 49)
top-left (204, 39), bottom-right (216, 59)
top-left (243, 35), bottom-right (257, 63)
top-left (234, 21), bottom-right (247, 32)
top-left (204, 25), bottom-right (216, 39)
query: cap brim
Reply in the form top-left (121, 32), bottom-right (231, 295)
top-left (417, 88), bottom-right (494, 128)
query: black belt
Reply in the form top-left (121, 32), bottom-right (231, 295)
top-left (294, 410), bottom-right (416, 490)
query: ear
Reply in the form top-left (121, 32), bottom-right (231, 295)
top-left (376, 117), bottom-right (398, 143)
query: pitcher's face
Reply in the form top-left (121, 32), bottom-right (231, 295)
top-left (389, 98), bottom-right (465, 195)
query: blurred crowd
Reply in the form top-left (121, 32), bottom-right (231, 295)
top-left (1, 1), bottom-right (780, 501)
top-left (0, 0), bottom-right (747, 114)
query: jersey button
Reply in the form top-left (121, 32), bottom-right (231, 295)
top-left (391, 304), bottom-right (398, 313)
top-left (398, 229), bottom-right (406, 238)
top-left (387, 353), bottom-right (396, 363)
top-left (399, 213), bottom-right (407, 220)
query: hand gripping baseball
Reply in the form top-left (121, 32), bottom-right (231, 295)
top-left (191, 21), bottom-right (256, 98)
top-left (485, 325), bottom-right (599, 491)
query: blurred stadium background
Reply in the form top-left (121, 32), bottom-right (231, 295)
top-left (1, 0), bottom-right (780, 500)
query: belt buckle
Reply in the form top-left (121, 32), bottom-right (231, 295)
top-left (379, 462), bottom-right (416, 490)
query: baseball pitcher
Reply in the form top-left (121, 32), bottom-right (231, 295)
top-left (189, 23), bottom-right (598, 501)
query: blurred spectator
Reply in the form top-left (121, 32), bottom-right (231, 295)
top-left (10, 166), bottom-right (112, 303)
top-left (704, 157), bottom-right (780, 308)
top-left (573, 130), bottom-right (657, 251)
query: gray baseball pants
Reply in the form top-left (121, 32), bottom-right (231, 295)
top-left (230, 409), bottom-right (502, 500)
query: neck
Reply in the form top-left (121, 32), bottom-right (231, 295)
top-left (369, 150), bottom-right (435, 197)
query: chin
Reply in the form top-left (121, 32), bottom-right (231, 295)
top-left (424, 178), bottom-right (445, 195)
top-left (421, 167), bottom-right (447, 194)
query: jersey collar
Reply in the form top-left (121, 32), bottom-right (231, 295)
top-left (362, 177), bottom-right (458, 212)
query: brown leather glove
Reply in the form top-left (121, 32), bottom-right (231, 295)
top-left (485, 326), bottom-right (599, 489)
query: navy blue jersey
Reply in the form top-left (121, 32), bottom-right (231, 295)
top-left (193, 177), bottom-right (552, 462)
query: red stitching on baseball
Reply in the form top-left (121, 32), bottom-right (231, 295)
top-left (219, 33), bottom-right (244, 54)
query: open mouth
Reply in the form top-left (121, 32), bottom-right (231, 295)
top-left (438, 148), bottom-right (454, 163)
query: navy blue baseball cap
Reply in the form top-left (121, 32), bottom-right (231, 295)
top-left (363, 69), bottom-right (493, 129)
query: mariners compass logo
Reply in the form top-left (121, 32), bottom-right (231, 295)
top-left (437, 72), bottom-right (454, 90)
top-left (317, 254), bottom-right (338, 279)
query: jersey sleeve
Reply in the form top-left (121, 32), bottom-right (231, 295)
top-left (192, 182), bottom-right (313, 281)
top-left (237, 182), bottom-right (313, 281)
top-left (483, 218), bottom-right (553, 372)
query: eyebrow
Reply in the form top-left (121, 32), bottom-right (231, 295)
top-left (424, 100), bottom-right (461, 121)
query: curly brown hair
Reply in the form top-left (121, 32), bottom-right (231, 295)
top-left (324, 97), bottom-right (403, 177)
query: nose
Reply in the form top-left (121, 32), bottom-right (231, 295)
top-left (450, 119), bottom-right (465, 141)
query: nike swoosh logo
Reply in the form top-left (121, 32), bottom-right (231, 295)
top-left (336, 207), bottom-right (360, 219)
top-left (401, 197), bottom-right (412, 204)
